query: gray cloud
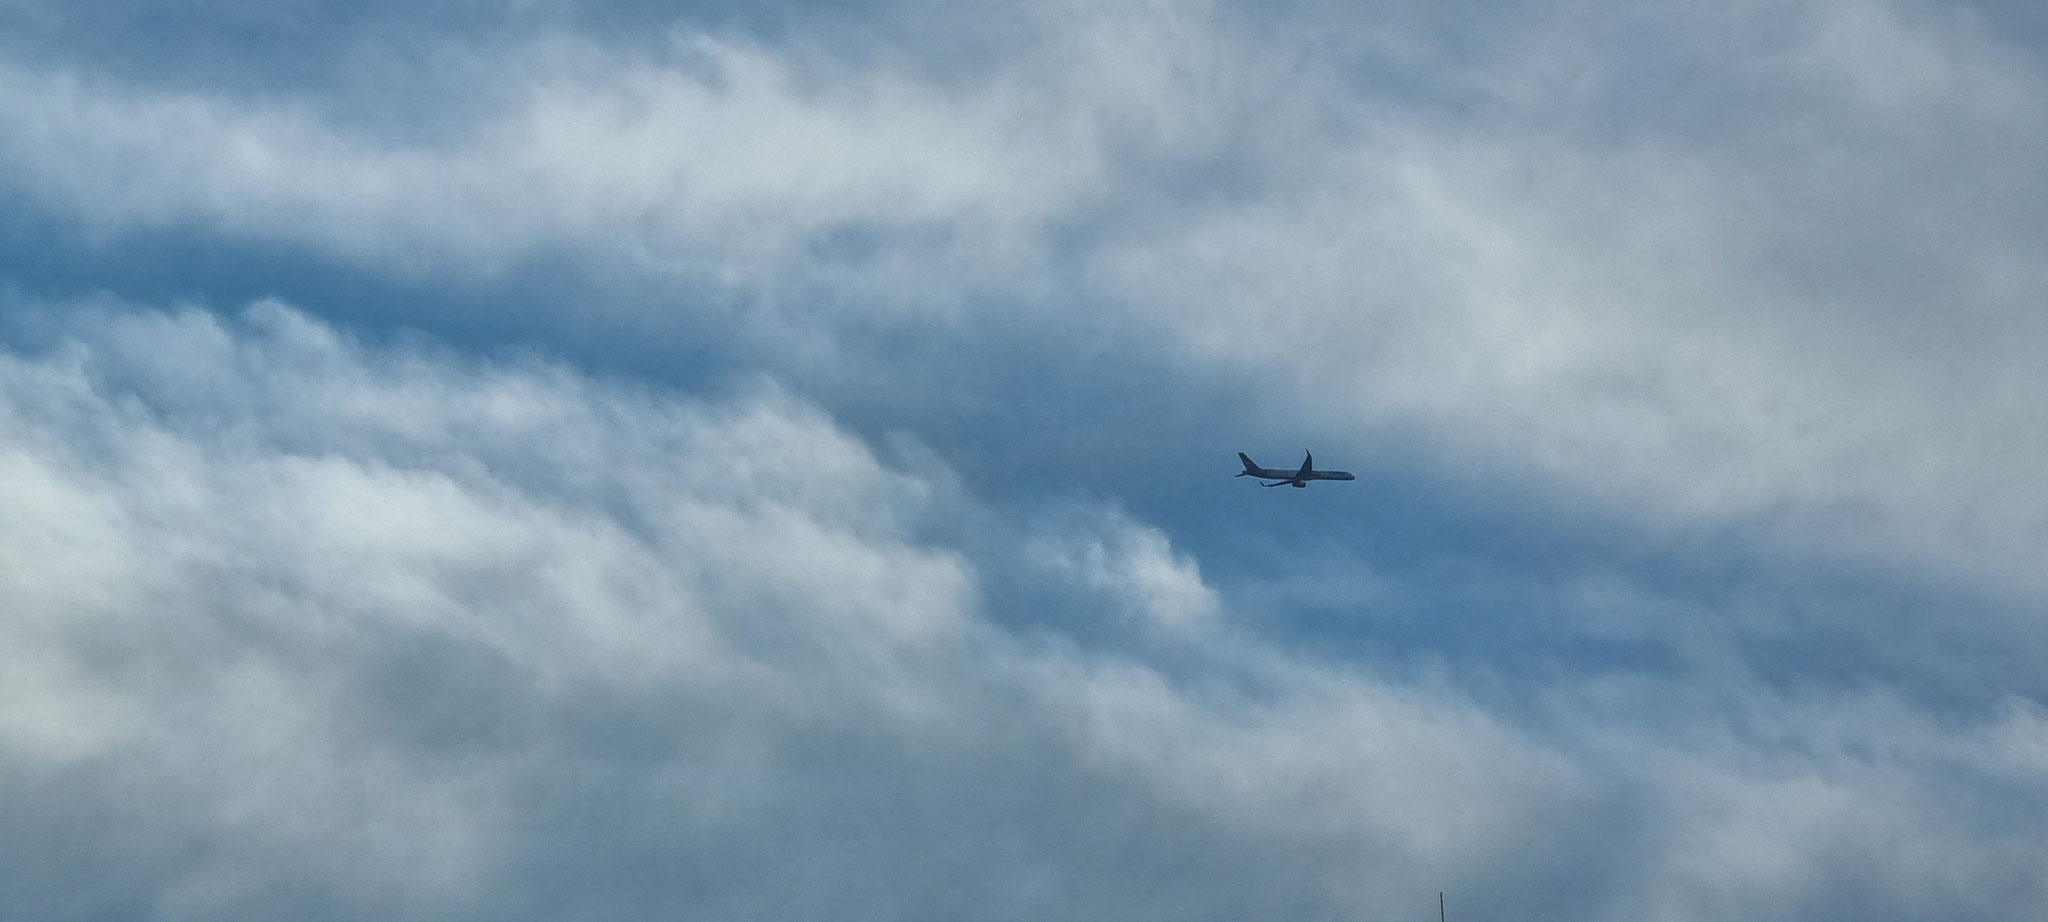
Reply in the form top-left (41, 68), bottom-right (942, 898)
top-left (4, 1), bottom-right (2048, 918)
top-left (1094, 0), bottom-right (2048, 613)
top-left (3, 1), bottom-right (2040, 616)
top-left (1, 300), bottom-right (2044, 921)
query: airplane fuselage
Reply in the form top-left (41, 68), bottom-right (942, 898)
top-left (1237, 452), bottom-right (1355, 487)
top-left (1242, 467), bottom-right (1355, 482)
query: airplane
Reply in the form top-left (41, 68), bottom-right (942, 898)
top-left (1236, 451), bottom-right (1355, 488)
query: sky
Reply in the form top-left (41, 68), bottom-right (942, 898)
top-left (1, 1), bottom-right (2045, 919)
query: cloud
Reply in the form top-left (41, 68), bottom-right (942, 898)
top-left (5, 0), bottom-right (2042, 617)
top-left (0, 12), bottom-right (1120, 286)
top-left (1025, 505), bottom-right (1222, 633)
top-left (4, 2), bottom-right (2048, 918)
top-left (1092, 0), bottom-right (2048, 610)
top-left (0, 299), bottom-right (976, 914)
top-left (1, 299), bottom-right (2044, 921)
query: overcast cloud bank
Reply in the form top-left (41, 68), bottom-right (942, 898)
top-left (2, 0), bottom-right (2046, 919)
top-left (0, 302), bottom-right (2043, 921)
top-left (4, 0), bottom-right (2043, 605)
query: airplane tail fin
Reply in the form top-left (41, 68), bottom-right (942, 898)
top-left (1237, 452), bottom-right (1260, 475)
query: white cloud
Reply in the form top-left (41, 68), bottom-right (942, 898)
top-left (6, 0), bottom-right (2041, 616)
top-left (2, 300), bottom-right (2044, 920)
top-left (1094, 0), bottom-right (2048, 606)
top-left (5, 2), bottom-right (2048, 913)
top-left (1026, 506), bottom-right (1221, 632)
top-left (0, 24), bottom-right (1107, 286)
top-left (0, 299), bottom-right (983, 913)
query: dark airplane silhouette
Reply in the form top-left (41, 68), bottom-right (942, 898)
top-left (1236, 451), bottom-right (1355, 488)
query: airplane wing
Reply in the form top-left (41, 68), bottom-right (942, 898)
top-left (1295, 451), bottom-right (1314, 482)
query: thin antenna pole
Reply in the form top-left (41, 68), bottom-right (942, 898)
top-left (1439, 892), bottom-right (1445, 922)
